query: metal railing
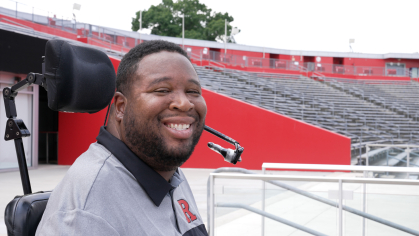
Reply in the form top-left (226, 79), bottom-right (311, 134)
top-left (208, 60), bottom-right (226, 68)
top-left (1, 1), bottom-right (51, 24)
top-left (261, 163), bottom-right (419, 236)
top-left (365, 144), bottom-right (419, 168)
top-left (201, 50), bottom-right (411, 78)
top-left (0, 16), bottom-right (31, 29)
top-left (208, 165), bottom-right (419, 236)
top-left (304, 62), bottom-right (410, 77)
top-left (323, 77), bottom-right (411, 86)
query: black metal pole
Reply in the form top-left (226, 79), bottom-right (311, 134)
top-left (14, 138), bottom-right (32, 195)
top-left (204, 125), bottom-right (238, 145)
top-left (3, 73), bottom-right (46, 195)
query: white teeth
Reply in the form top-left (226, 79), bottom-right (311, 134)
top-left (166, 123), bottom-right (190, 131)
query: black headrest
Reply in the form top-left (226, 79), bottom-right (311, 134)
top-left (44, 40), bottom-right (116, 113)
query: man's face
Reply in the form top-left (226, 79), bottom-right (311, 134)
top-left (121, 51), bottom-right (207, 171)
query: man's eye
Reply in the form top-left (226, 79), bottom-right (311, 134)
top-left (187, 90), bottom-right (200, 95)
top-left (155, 89), bottom-right (170, 93)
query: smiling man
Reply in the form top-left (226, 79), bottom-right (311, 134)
top-left (36, 40), bottom-right (208, 236)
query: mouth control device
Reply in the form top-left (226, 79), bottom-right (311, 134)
top-left (204, 126), bottom-right (244, 165)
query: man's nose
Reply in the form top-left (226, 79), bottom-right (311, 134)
top-left (169, 92), bottom-right (194, 112)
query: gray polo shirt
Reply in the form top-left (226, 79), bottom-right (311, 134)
top-left (35, 127), bottom-right (208, 236)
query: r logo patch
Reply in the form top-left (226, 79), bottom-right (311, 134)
top-left (177, 199), bottom-right (197, 223)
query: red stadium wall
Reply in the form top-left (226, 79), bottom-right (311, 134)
top-left (225, 49), bottom-right (264, 58)
top-left (343, 57), bottom-right (419, 68)
top-left (184, 90), bottom-right (351, 169)
top-left (384, 58), bottom-right (419, 68)
top-left (57, 57), bottom-right (351, 168)
top-left (58, 108), bottom-right (109, 165)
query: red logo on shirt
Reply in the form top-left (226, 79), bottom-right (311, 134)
top-left (177, 199), bottom-right (197, 223)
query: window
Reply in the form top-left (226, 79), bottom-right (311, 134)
top-left (385, 63), bottom-right (406, 76)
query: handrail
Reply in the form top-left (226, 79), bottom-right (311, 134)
top-left (216, 67), bottom-right (301, 80)
top-left (367, 143), bottom-right (419, 148)
top-left (311, 71), bottom-right (326, 81)
top-left (48, 23), bottom-right (77, 34)
top-left (366, 144), bottom-right (419, 168)
top-left (323, 77), bottom-right (411, 85)
top-left (0, 17), bottom-right (33, 30)
top-left (207, 167), bottom-right (419, 236)
top-left (190, 52), bottom-right (201, 61)
top-left (90, 34), bottom-right (113, 44)
top-left (262, 163), bottom-right (419, 173)
top-left (216, 203), bottom-right (327, 236)
top-left (87, 37), bottom-right (115, 50)
top-left (213, 173), bottom-right (419, 184)
top-left (387, 153), bottom-right (419, 167)
top-left (208, 60), bottom-right (226, 68)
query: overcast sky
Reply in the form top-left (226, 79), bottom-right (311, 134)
top-left (4, 0), bottom-right (419, 54)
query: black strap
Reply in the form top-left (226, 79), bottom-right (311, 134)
top-left (103, 103), bottom-right (111, 126)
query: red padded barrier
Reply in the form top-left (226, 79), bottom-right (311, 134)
top-left (184, 90), bottom-right (351, 169)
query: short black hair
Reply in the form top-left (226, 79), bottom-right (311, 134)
top-left (116, 40), bottom-right (189, 96)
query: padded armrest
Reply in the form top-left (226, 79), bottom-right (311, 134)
top-left (5, 191), bottom-right (51, 236)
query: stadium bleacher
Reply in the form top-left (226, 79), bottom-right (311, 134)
top-left (195, 65), bottom-right (419, 161)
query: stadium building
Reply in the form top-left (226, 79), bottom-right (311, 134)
top-left (1, 6), bottom-right (419, 171)
top-left (1, 4), bottom-right (419, 236)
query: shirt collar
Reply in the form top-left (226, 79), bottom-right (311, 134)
top-left (169, 171), bottom-right (183, 188)
top-left (96, 126), bottom-right (179, 207)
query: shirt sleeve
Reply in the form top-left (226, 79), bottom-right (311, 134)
top-left (35, 209), bottom-right (120, 236)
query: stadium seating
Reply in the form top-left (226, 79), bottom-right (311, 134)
top-left (325, 78), bottom-right (419, 140)
top-left (195, 65), bottom-right (419, 157)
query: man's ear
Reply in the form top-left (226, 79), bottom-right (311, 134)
top-left (114, 92), bottom-right (127, 123)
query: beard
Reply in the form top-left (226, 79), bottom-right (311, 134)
top-left (123, 106), bottom-right (204, 172)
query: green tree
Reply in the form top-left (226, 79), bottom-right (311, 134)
top-left (131, 0), bottom-right (238, 42)
top-left (203, 12), bottom-right (234, 42)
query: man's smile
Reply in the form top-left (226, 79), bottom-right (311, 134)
top-left (165, 123), bottom-right (191, 131)
top-left (161, 116), bottom-right (196, 140)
